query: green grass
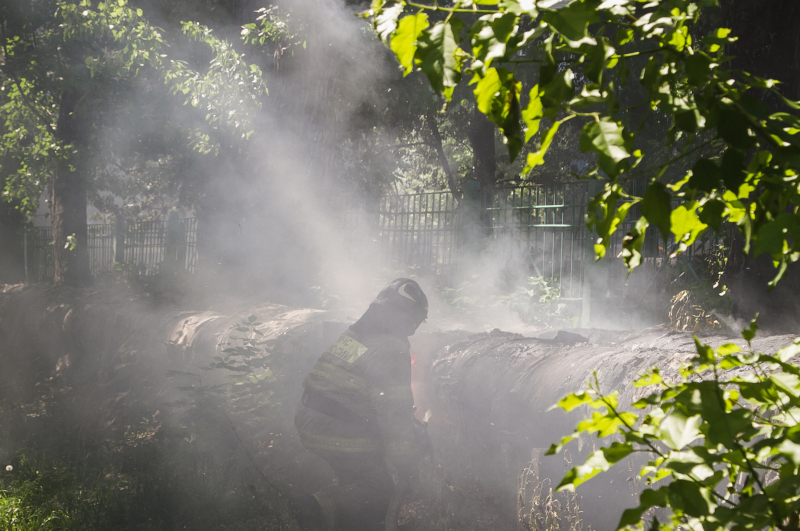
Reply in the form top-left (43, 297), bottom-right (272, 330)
top-left (0, 461), bottom-right (90, 531)
top-left (0, 456), bottom-right (291, 531)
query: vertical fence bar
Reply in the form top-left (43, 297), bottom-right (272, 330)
top-left (114, 216), bottom-right (125, 265)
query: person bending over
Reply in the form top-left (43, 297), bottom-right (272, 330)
top-left (293, 278), bottom-right (428, 530)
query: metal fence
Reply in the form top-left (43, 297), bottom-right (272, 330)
top-left (27, 183), bottom-right (729, 308)
top-left (25, 216), bottom-right (198, 282)
top-left (377, 192), bottom-right (462, 277)
top-left (26, 226), bottom-right (54, 283)
top-left (337, 181), bottom-right (729, 307)
top-left (123, 218), bottom-right (198, 276)
top-left (482, 183), bottom-right (591, 299)
top-left (88, 223), bottom-right (115, 275)
top-left (350, 183), bottom-right (593, 298)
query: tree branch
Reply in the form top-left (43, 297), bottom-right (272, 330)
top-left (425, 108), bottom-right (461, 202)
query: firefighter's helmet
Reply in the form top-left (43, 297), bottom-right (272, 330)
top-left (372, 278), bottom-right (428, 321)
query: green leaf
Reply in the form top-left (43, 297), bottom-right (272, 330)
top-left (667, 480), bottom-right (712, 516)
top-left (553, 391), bottom-right (593, 412)
top-left (470, 12), bottom-right (517, 67)
top-left (660, 412), bottom-right (701, 449)
top-left (770, 372), bottom-right (800, 399)
top-left (585, 37), bottom-right (616, 83)
top-left (776, 91), bottom-right (800, 111)
top-left (776, 341), bottom-right (800, 363)
top-left (522, 84), bottom-right (543, 143)
top-left (675, 107), bottom-right (704, 133)
top-left (545, 435), bottom-right (575, 455)
top-left (688, 159), bottom-right (721, 193)
top-left (415, 18), bottom-right (465, 100)
top-left (740, 92), bottom-right (770, 121)
top-left (542, 0), bottom-right (598, 47)
top-left (698, 199), bottom-right (725, 233)
top-left (718, 106), bottom-right (756, 150)
top-left (666, 25), bottom-right (690, 52)
top-left (670, 203), bottom-right (707, 245)
top-left (556, 448), bottom-right (611, 491)
top-left (579, 118), bottom-right (632, 177)
top-left (685, 52), bottom-right (711, 87)
top-left (635, 368), bottom-right (663, 388)
top-left (587, 185), bottom-right (625, 259)
top-left (540, 67), bottom-right (574, 107)
top-left (474, 69), bottom-right (504, 115)
top-left (742, 316), bottom-right (759, 342)
top-left (717, 343), bottom-right (742, 356)
top-left (777, 440), bottom-right (800, 465)
top-left (754, 213), bottom-right (795, 258)
top-left (473, 67), bottom-right (523, 160)
top-left (618, 488), bottom-right (669, 528)
top-left (391, 12), bottom-right (429, 76)
top-left (774, 146), bottom-right (800, 173)
top-left (601, 441), bottom-right (634, 464)
top-left (722, 149), bottom-right (747, 192)
top-left (622, 217), bottom-right (648, 270)
top-left (694, 336), bottom-right (715, 362)
top-left (702, 27), bottom-right (735, 53)
top-left (499, 0), bottom-right (536, 16)
top-left (523, 118), bottom-right (564, 173)
top-left (641, 182), bottom-right (672, 241)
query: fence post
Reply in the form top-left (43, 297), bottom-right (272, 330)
top-left (580, 180), bottom-right (606, 327)
top-left (113, 215), bottom-right (126, 264)
top-left (165, 210), bottom-right (181, 271)
top-left (176, 219), bottom-right (187, 270)
top-left (461, 180), bottom-right (483, 256)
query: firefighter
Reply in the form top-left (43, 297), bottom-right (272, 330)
top-left (292, 278), bottom-right (428, 530)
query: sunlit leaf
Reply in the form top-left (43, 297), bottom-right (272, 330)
top-left (523, 118), bottom-right (565, 173)
top-left (579, 118), bottom-right (632, 177)
top-left (415, 18), bottom-right (465, 100)
top-left (670, 203), bottom-right (707, 245)
top-left (522, 84), bottom-right (543, 143)
top-left (391, 12), bottom-right (429, 75)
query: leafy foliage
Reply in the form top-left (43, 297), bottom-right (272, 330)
top-left (367, 0), bottom-right (800, 283)
top-left (547, 325), bottom-right (800, 530)
top-left (367, 9), bottom-right (800, 525)
top-left (440, 274), bottom-right (577, 327)
top-left (1, 0), bottom-right (266, 215)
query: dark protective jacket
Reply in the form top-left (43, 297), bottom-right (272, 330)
top-left (297, 327), bottom-right (417, 465)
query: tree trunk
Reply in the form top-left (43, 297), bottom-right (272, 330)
top-left (467, 109), bottom-right (496, 191)
top-left (52, 89), bottom-right (92, 287)
top-left (0, 201), bottom-right (26, 283)
top-left (467, 109), bottom-right (496, 236)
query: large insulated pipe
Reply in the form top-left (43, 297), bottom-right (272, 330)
top-left (413, 327), bottom-right (796, 530)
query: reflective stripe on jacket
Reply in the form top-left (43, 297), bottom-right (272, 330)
top-left (298, 329), bottom-right (418, 464)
